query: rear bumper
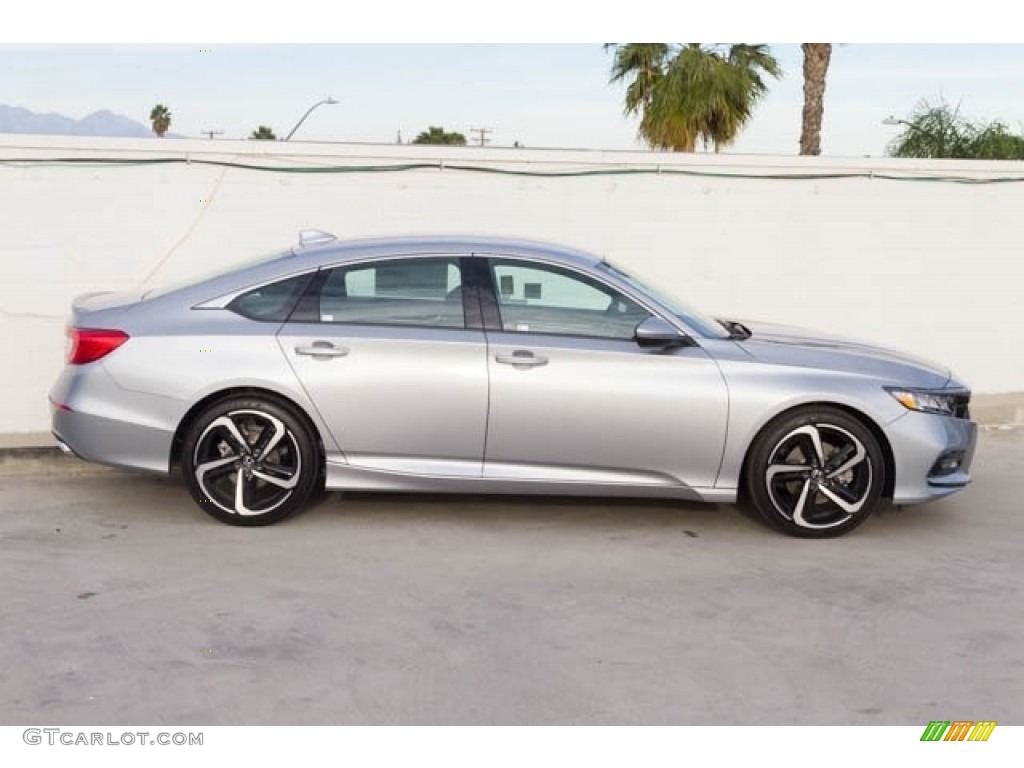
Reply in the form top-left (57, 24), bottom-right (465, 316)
top-left (51, 407), bottom-right (173, 473)
top-left (888, 410), bottom-right (978, 504)
top-left (49, 364), bottom-right (178, 474)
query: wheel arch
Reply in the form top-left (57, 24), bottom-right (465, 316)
top-left (169, 386), bottom-right (326, 475)
top-left (737, 400), bottom-right (896, 504)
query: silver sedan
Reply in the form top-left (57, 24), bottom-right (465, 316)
top-left (50, 233), bottom-right (977, 537)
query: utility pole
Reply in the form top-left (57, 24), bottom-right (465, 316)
top-left (469, 127), bottom-right (492, 147)
top-left (200, 129), bottom-right (223, 140)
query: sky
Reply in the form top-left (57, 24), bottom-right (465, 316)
top-left (3, 23), bottom-right (1023, 158)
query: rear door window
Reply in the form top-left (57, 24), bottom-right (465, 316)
top-left (306, 258), bottom-right (466, 329)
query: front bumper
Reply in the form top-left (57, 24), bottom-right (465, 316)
top-left (886, 409), bottom-right (978, 504)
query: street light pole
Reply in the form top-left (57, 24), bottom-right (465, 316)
top-left (882, 116), bottom-right (920, 131)
top-left (284, 97), bottom-right (338, 141)
top-left (882, 115), bottom-right (947, 157)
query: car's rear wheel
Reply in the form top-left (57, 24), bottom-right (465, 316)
top-left (746, 406), bottom-right (884, 538)
top-left (181, 397), bottom-right (320, 526)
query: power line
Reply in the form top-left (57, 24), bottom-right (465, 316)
top-left (3, 157), bottom-right (1023, 184)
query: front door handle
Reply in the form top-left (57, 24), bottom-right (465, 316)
top-left (495, 350), bottom-right (549, 368)
top-left (295, 341), bottom-right (349, 359)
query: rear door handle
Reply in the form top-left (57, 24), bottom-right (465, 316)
top-left (295, 341), bottom-right (349, 359)
top-left (495, 350), bottom-right (548, 368)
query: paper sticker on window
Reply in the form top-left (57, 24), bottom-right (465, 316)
top-left (524, 282), bottom-right (542, 299)
top-left (515, 323), bottom-right (530, 332)
top-left (500, 274), bottom-right (515, 296)
top-left (322, 314), bottom-right (334, 322)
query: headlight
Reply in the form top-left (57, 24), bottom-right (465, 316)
top-left (885, 387), bottom-right (959, 416)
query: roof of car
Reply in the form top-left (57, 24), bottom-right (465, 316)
top-left (293, 234), bottom-right (603, 270)
top-left (151, 234), bottom-right (609, 310)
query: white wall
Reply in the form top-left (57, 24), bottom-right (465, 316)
top-left (1, 134), bottom-right (1022, 435)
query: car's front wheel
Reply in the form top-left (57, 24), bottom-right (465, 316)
top-left (746, 406), bottom-right (885, 538)
top-left (181, 397), bottom-right (320, 526)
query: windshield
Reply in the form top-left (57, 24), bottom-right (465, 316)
top-left (143, 249), bottom-right (292, 299)
top-left (599, 261), bottom-right (730, 339)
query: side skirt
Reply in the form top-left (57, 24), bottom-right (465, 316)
top-left (324, 460), bottom-right (737, 504)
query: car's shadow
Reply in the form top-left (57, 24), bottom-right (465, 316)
top-left (70, 470), bottom-right (968, 541)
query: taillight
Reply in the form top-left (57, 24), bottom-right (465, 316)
top-left (66, 328), bottom-right (129, 365)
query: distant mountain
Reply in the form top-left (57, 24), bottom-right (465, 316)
top-left (0, 105), bottom-right (155, 138)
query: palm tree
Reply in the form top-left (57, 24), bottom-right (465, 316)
top-left (250, 125), bottom-right (277, 140)
top-left (149, 104), bottom-right (171, 137)
top-left (799, 44), bottom-right (832, 155)
top-left (609, 44), bottom-right (781, 152)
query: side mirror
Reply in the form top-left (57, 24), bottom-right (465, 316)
top-left (634, 316), bottom-right (690, 348)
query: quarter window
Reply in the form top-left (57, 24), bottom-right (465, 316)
top-left (489, 261), bottom-right (650, 339)
top-left (310, 258), bottom-right (465, 329)
top-left (228, 273), bottom-right (312, 322)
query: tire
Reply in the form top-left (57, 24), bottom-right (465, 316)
top-left (745, 406), bottom-right (885, 538)
top-left (181, 396), bottom-right (320, 526)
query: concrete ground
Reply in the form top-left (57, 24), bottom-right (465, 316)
top-left (0, 430), bottom-right (1021, 725)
